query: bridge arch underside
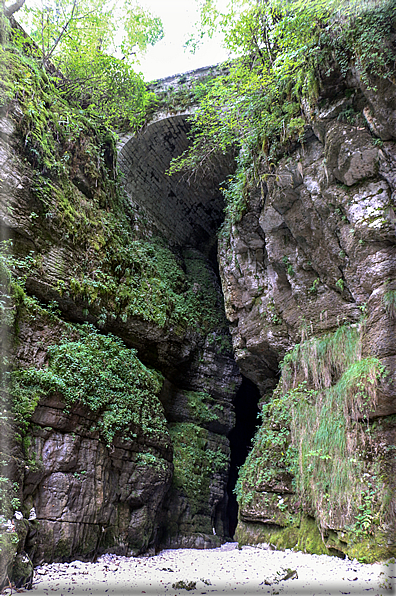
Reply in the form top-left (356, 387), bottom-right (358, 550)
top-left (118, 115), bottom-right (236, 252)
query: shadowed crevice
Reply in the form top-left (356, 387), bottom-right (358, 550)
top-left (226, 376), bottom-right (261, 538)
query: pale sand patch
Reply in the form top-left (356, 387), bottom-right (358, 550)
top-left (11, 543), bottom-right (394, 596)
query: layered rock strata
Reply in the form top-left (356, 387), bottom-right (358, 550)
top-left (0, 53), bottom-right (239, 584)
top-left (219, 71), bottom-right (396, 560)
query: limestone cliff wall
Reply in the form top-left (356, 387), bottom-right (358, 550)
top-left (219, 71), bottom-right (396, 561)
top-left (0, 47), bottom-right (239, 588)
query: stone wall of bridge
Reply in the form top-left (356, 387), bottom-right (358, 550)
top-left (117, 67), bottom-right (234, 250)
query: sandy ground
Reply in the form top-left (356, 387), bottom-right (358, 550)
top-left (8, 543), bottom-right (395, 596)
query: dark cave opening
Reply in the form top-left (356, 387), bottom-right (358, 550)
top-left (226, 375), bottom-right (261, 538)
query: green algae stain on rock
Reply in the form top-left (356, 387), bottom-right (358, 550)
top-left (168, 423), bottom-right (212, 516)
top-left (235, 516), bottom-right (332, 556)
top-left (235, 515), bottom-right (395, 562)
top-left (163, 422), bottom-right (230, 546)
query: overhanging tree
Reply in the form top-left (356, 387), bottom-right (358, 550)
top-left (11, 0), bottom-right (163, 128)
top-left (169, 0), bottom-right (396, 232)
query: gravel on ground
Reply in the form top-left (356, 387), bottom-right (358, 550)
top-left (6, 543), bottom-right (395, 596)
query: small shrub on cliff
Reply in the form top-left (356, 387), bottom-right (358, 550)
top-left (11, 325), bottom-right (167, 446)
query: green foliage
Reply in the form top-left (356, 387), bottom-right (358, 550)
top-left (16, 0), bottom-right (162, 128)
top-left (170, 0), bottom-right (396, 232)
top-left (3, 15), bottom-right (155, 132)
top-left (0, 44), bottom-right (125, 186)
top-left (352, 484), bottom-right (380, 536)
top-left (19, 0), bottom-right (163, 64)
top-left (0, 241), bottom-right (28, 340)
top-left (383, 289), bottom-right (396, 319)
top-left (265, 297), bottom-right (283, 325)
top-left (308, 278), bottom-right (320, 295)
top-left (58, 53), bottom-right (156, 130)
top-left (0, 477), bottom-right (20, 518)
top-left (282, 256), bottom-right (295, 277)
top-left (11, 325), bottom-right (167, 446)
top-left (185, 391), bottom-right (219, 424)
top-left (135, 452), bottom-right (167, 471)
top-left (0, 244), bottom-right (15, 329)
top-left (219, 167), bottom-right (249, 236)
top-left (327, 0), bottom-right (396, 88)
top-left (65, 241), bottom-right (227, 335)
top-left (180, 248), bottom-right (228, 333)
top-left (234, 394), bottom-right (294, 507)
top-left (280, 324), bottom-right (360, 389)
top-left (236, 323), bottom-right (390, 540)
top-left (337, 106), bottom-right (360, 125)
top-left (169, 423), bottom-right (229, 515)
top-left (291, 357), bottom-right (386, 530)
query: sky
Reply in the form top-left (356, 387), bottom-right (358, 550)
top-left (135, 0), bottom-right (230, 82)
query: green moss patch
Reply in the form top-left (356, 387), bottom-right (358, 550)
top-left (236, 515), bottom-right (395, 562)
top-left (184, 391), bottom-right (220, 425)
top-left (11, 324), bottom-right (167, 446)
top-left (236, 516), bottom-right (332, 556)
top-left (169, 423), bottom-right (229, 516)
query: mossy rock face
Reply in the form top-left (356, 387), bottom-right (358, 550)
top-left (236, 516), bottom-right (396, 563)
top-left (11, 323), bottom-right (168, 447)
top-left (346, 540), bottom-right (396, 564)
top-left (161, 388), bottom-right (224, 429)
top-left (168, 422), bottom-right (229, 517)
top-left (295, 517), bottom-right (333, 556)
top-left (235, 516), bottom-right (332, 556)
top-left (234, 323), bottom-right (395, 563)
top-left (8, 315), bottom-right (174, 563)
top-left (9, 551), bottom-right (33, 589)
top-left (0, 532), bottom-right (18, 589)
top-left (160, 422), bottom-right (229, 548)
top-left (0, 46), bottom-right (230, 382)
top-left (325, 528), bottom-right (396, 564)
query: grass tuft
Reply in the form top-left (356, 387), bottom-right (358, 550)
top-left (236, 323), bottom-right (390, 544)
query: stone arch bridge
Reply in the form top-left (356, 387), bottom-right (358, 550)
top-left (117, 65), bottom-right (235, 252)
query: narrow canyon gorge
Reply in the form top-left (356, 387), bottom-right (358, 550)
top-left (0, 14), bottom-right (395, 589)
